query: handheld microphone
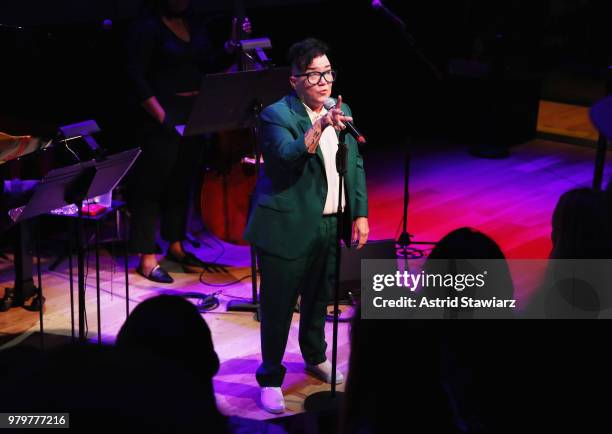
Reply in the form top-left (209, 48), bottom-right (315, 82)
top-left (324, 98), bottom-right (366, 144)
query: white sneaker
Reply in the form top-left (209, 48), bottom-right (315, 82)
top-left (305, 360), bottom-right (345, 384)
top-left (260, 387), bottom-right (285, 414)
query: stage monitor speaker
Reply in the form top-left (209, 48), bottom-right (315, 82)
top-left (338, 239), bottom-right (397, 303)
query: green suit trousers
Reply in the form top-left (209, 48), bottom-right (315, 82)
top-left (256, 215), bottom-right (338, 387)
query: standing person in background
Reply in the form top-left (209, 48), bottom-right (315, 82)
top-left (126, 0), bottom-right (251, 283)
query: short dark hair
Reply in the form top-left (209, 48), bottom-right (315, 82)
top-left (287, 38), bottom-right (330, 73)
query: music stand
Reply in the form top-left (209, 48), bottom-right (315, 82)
top-left (14, 149), bottom-right (140, 343)
top-left (178, 67), bottom-right (290, 136)
top-left (177, 68), bottom-right (290, 317)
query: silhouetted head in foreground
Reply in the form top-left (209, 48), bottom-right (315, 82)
top-left (551, 188), bottom-right (612, 259)
top-left (424, 227), bottom-right (514, 308)
top-left (428, 227), bottom-right (506, 260)
top-left (116, 294), bottom-right (220, 380)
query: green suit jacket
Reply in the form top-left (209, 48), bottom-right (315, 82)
top-left (244, 93), bottom-right (368, 260)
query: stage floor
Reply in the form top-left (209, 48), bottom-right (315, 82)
top-left (1, 137), bottom-right (610, 419)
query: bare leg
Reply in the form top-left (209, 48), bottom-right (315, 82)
top-left (168, 241), bottom-right (185, 259)
top-left (139, 253), bottom-right (159, 276)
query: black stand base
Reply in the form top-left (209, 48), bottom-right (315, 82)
top-left (396, 246), bottom-right (425, 258)
top-left (226, 240), bottom-right (260, 321)
top-left (226, 300), bottom-right (260, 321)
top-left (396, 232), bottom-right (437, 259)
top-left (304, 390), bottom-right (345, 413)
top-left (226, 301), bottom-right (259, 312)
top-left (225, 300), bottom-right (298, 321)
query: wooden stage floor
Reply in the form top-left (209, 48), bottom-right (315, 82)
top-left (1, 137), bottom-right (610, 420)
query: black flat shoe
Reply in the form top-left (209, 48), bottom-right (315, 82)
top-left (136, 265), bottom-right (174, 284)
top-left (166, 251), bottom-right (207, 273)
top-left (0, 288), bottom-right (25, 312)
top-left (24, 294), bottom-right (45, 312)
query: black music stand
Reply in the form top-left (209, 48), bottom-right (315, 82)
top-left (14, 149), bottom-right (140, 343)
top-left (178, 67), bottom-right (290, 137)
top-left (177, 68), bottom-right (290, 318)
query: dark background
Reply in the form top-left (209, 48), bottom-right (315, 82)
top-left (0, 0), bottom-right (610, 148)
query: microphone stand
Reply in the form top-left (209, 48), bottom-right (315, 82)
top-left (372, 0), bottom-right (442, 81)
top-left (304, 130), bottom-right (349, 412)
top-left (373, 1), bottom-right (439, 259)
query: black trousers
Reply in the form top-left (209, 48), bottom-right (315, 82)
top-left (128, 95), bottom-right (202, 254)
top-left (256, 215), bottom-right (338, 387)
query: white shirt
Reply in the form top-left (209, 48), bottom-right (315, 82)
top-left (303, 103), bottom-right (346, 215)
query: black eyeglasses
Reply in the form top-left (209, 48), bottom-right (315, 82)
top-left (293, 69), bottom-right (337, 85)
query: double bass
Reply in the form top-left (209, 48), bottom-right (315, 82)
top-left (199, 7), bottom-right (270, 245)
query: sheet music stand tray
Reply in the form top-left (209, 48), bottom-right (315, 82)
top-left (14, 149), bottom-right (140, 343)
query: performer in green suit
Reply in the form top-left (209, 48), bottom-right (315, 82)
top-left (244, 38), bottom-right (369, 414)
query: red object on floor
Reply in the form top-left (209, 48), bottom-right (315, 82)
top-left (82, 204), bottom-right (107, 216)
